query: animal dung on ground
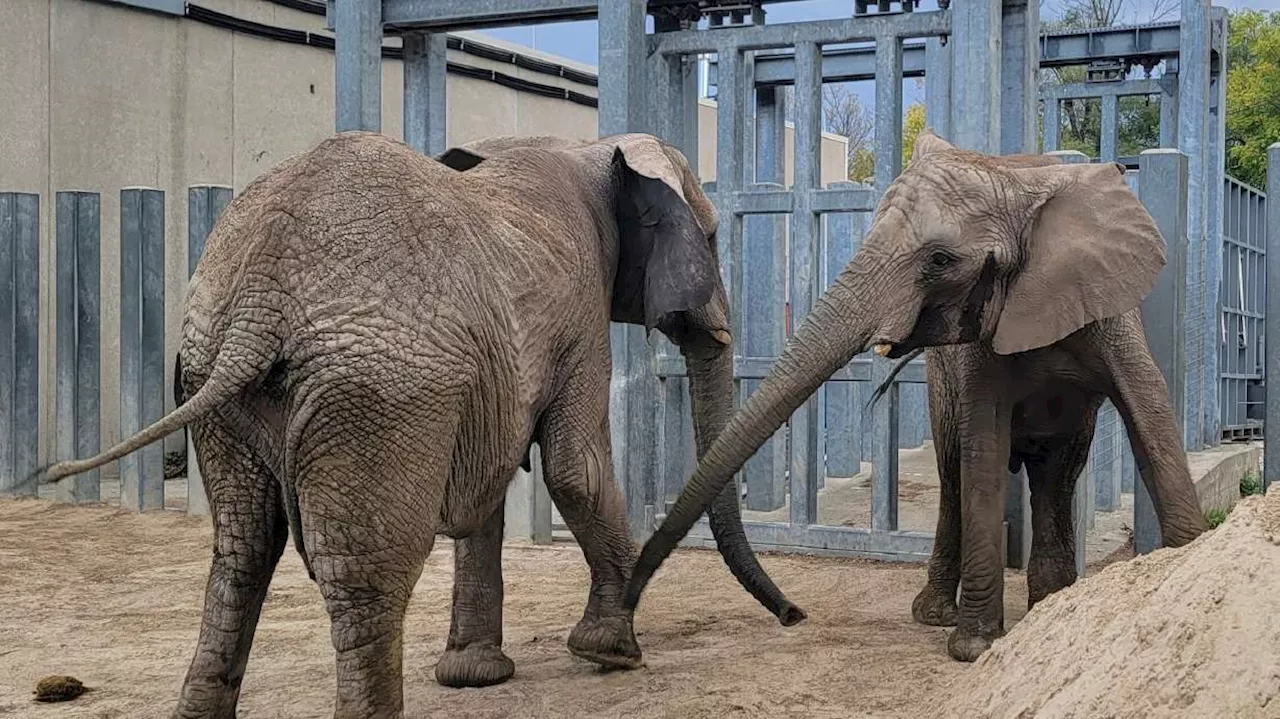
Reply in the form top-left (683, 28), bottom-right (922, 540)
top-left (33, 675), bottom-right (90, 703)
top-left (938, 487), bottom-right (1280, 718)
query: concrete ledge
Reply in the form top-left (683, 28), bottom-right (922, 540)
top-left (1188, 441), bottom-right (1261, 513)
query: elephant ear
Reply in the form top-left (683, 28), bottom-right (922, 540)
top-left (436, 147), bottom-right (486, 171)
top-left (910, 129), bottom-right (955, 162)
top-left (991, 162), bottom-right (1166, 355)
top-left (607, 134), bottom-right (725, 336)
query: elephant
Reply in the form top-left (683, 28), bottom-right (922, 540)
top-left (37, 129), bottom-right (805, 718)
top-left (622, 130), bottom-right (1209, 663)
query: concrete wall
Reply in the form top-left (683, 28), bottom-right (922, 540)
top-left (0, 0), bottom-right (848, 475)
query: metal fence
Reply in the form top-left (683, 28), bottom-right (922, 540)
top-left (1220, 177), bottom-right (1267, 439)
top-left (2, 0), bottom-right (1267, 570)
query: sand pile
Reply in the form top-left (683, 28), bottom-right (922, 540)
top-left (938, 487), bottom-right (1280, 719)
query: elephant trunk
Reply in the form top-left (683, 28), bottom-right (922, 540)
top-left (684, 341), bottom-right (807, 626)
top-left (625, 259), bottom-right (885, 613)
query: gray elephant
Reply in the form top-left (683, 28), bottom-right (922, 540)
top-left (38, 130), bottom-right (803, 718)
top-left (623, 130), bottom-right (1208, 662)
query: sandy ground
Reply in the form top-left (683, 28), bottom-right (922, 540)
top-left (943, 487), bottom-right (1280, 719)
top-left (0, 495), bottom-right (1147, 719)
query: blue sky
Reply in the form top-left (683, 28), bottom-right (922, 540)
top-left (480, 0), bottom-right (1280, 70)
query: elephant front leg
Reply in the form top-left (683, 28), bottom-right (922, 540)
top-left (539, 369), bottom-right (642, 670)
top-left (434, 500), bottom-right (515, 688)
top-left (950, 376), bottom-right (1015, 662)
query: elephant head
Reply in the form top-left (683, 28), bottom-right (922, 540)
top-left (624, 130), bottom-right (1168, 611)
top-left (437, 133), bottom-right (807, 626)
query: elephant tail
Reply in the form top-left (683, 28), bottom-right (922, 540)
top-left (36, 307), bottom-right (283, 486)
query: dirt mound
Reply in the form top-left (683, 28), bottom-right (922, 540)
top-left (938, 487), bottom-right (1280, 718)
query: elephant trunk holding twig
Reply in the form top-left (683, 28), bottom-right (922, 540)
top-left (36, 130), bottom-right (802, 718)
top-left (623, 130), bottom-right (1207, 663)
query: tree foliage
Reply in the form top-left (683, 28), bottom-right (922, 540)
top-left (901, 102), bottom-right (927, 168)
top-left (1225, 9), bottom-right (1280, 189)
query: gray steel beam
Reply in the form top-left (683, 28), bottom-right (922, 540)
top-left (1178, 0), bottom-right (1210, 451)
top-left (380, 0), bottom-right (599, 31)
top-left (119, 188), bottom-right (167, 512)
top-left (681, 518), bottom-right (934, 563)
top-left (0, 193), bottom-right (40, 498)
top-left (950, 0), bottom-right (1000, 154)
top-left (55, 192), bottom-right (101, 504)
top-left (1137, 148), bottom-right (1190, 554)
top-left (1041, 78), bottom-right (1165, 100)
top-left (718, 22), bottom-right (1186, 89)
top-left (1040, 21), bottom-right (1184, 68)
top-left (925, 37), bottom-right (952, 140)
top-left (870, 36), bottom-right (903, 532)
top-left (335, 0), bottom-right (383, 132)
top-left (1267, 144), bottom-right (1280, 490)
top-left (403, 32), bottom-right (448, 156)
top-left (652, 10), bottom-right (950, 56)
top-left (788, 41), bottom-right (822, 528)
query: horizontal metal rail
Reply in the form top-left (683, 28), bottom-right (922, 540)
top-left (650, 10), bottom-right (950, 55)
top-left (653, 356), bottom-right (927, 383)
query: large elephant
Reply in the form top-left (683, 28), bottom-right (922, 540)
top-left (38, 130), bottom-right (803, 718)
top-left (623, 130), bottom-right (1208, 662)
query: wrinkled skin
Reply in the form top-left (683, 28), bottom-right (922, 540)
top-left (36, 131), bottom-right (802, 719)
top-left (624, 130), bottom-right (1209, 663)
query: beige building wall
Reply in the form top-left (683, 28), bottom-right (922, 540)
top-left (0, 0), bottom-right (848, 474)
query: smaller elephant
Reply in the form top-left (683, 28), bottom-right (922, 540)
top-left (37, 130), bottom-right (802, 718)
top-left (623, 130), bottom-right (1208, 663)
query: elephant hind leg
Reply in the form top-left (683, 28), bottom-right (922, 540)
top-left (912, 366), bottom-right (960, 628)
top-left (435, 499), bottom-right (515, 688)
top-left (297, 416), bottom-right (453, 719)
top-left (174, 417), bottom-right (287, 719)
top-left (1022, 423), bottom-right (1096, 610)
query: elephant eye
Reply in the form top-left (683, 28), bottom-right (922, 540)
top-left (927, 250), bottom-right (955, 268)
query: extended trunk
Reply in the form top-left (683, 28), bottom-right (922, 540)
top-left (626, 268), bottom-right (881, 612)
top-left (684, 342), bottom-right (807, 626)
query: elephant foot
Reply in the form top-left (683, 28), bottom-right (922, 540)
top-left (172, 682), bottom-right (239, 719)
top-left (434, 643), bottom-right (515, 688)
top-left (911, 585), bottom-right (958, 627)
top-left (567, 615), bottom-right (643, 670)
top-left (947, 626), bottom-right (1000, 662)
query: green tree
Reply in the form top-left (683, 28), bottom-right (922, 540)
top-left (1225, 9), bottom-right (1280, 189)
top-left (850, 146), bottom-right (875, 182)
top-left (901, 102), bottom-right (927, 167)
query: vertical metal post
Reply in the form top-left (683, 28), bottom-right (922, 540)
top-left (743, 84), bottom-right (788, 510)
top-left (999, 0), bottom-right (1039, 568)
top-left (1264, 143), bottom-right (1280, 490)
top-left (119, 188), bottom-right (166, 512)
top-left (1000, 0), bottom-right (1039, 156)
top-left (925, 37), bottom-right (952, 141)
top-left (788, 41), bottom-right (822, 527)
top-left (951, 0), bottom-right (1002, 153)
top-left (600, 0), bottom-right (656, 538)
top-left (1137, 148), bottom-right (1190, 553)
top-left (1203, 7), bottom-right (1228, 447)
top-left (823, 193), bottom-right (865, 478)
top-left (870, 37), bottom-right (902, 531)
top-left (403, 32), bottom-right (448, 156)
top-left (1042, 98), bottom-right (1060, 153)
top-left (185, 185), bottom-right (231, 516)
top-left (334, 0), bottom-right (383, 132)
top-left (1178, 0), bottom-right (1210, 451)
top-left (55, 192), bottom-right (101, 504)
top-left (0, 192), bottom-right (39, 497)
top-left (1100, 94), bottom-right (1119, 162)
top-left (1158, 76), bottom-right (1179, 149)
